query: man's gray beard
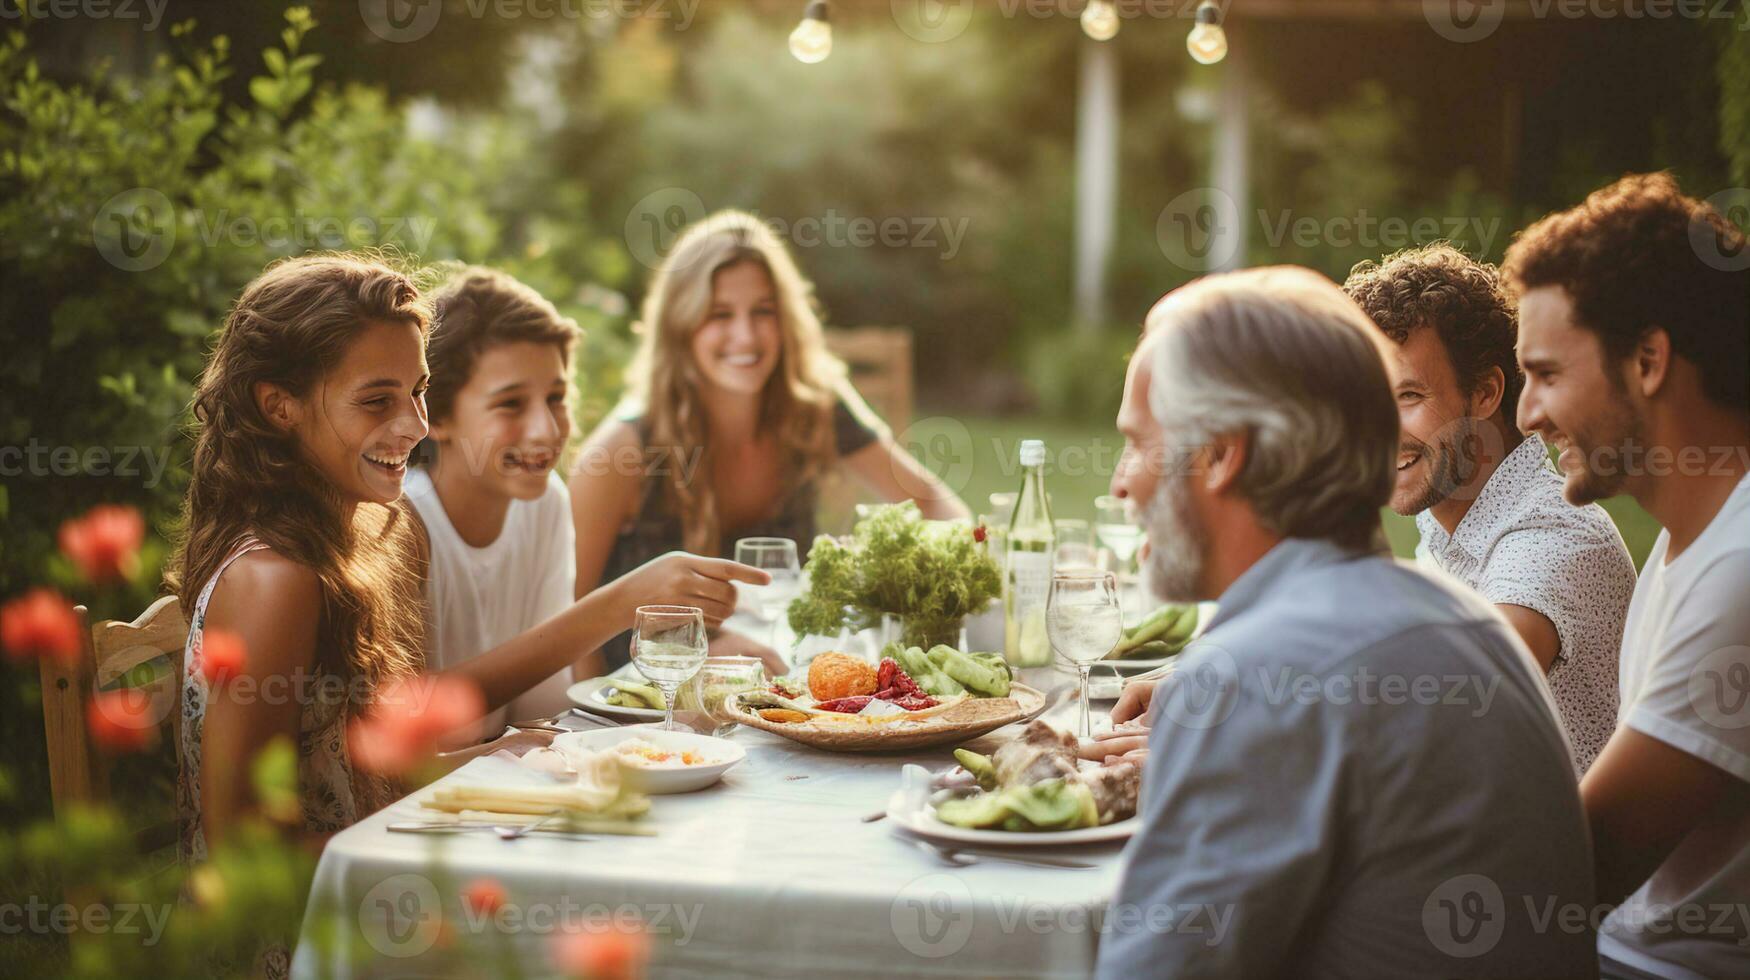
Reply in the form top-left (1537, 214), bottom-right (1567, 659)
top-left (1143, 473), bottom-right (1206, 603)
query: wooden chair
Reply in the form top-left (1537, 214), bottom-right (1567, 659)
top-left (37, 594), bottom-right (187, 853)
top-left (821, 327), bottom-right (915, 531)
top-left (826, 325), bottom-right (913, 436)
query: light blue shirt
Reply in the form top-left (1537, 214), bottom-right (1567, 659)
top-left (1096, 538), bottom-right (1597, 979)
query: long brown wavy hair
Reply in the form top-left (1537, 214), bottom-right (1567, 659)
top-left (168, 252), bottom-right (430, 692)
top-left (625, 211), bottom-right (850, 555)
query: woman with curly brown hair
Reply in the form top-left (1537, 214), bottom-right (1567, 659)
top-left (169, 253), bottom-right (766, 870)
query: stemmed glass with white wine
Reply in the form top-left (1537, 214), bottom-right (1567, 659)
top-left (632, 605), bottom-right (708, 731)
top-left (733, 537), bottom-right (802, 645)
top-left (1047, 569), bottom-right (1124, 740)
top-left (1094, 494), bottom-right (1145, 576)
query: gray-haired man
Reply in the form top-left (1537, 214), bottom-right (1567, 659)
top-left (1094, 267), bottom-right (1596, 979)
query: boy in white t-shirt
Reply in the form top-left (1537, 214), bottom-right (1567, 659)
top-left (1505, 173), bottom-right (1750, 979)
top-left (409, 267), bottom-right (768, 740)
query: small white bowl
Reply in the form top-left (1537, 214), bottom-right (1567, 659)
top-left (551, 727), bottom-right (745, 794)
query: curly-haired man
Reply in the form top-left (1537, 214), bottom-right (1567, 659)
top-left (1345, 244), bottom-right (1635, 774)
top-left (1506, 172), bottom-right (1750, 979)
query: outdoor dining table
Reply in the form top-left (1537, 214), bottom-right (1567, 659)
top-left (288, 620), bottom-right (1134, 979)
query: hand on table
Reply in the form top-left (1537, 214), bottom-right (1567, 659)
top-left (708, 629), bottom-right (789, 677)
top-left (1111, 678), bottom-right (1157, 725)
top-left (434, 727), bottom-right (557, 773)
top-left (1078, 720), bottom-right (1151, 764)
top-left (617, 551), bottom-right (770, 626)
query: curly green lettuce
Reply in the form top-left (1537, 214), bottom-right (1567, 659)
top-left (787, 502), bottom-right (1001, 642)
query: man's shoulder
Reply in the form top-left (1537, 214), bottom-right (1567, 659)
top-left (1210, 553), bottom-right (1501, 667)
top-left (1479, 467), bottom-right (1629, 561)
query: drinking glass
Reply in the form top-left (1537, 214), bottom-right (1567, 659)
top-left (1095, 494), bottom-right (1146, 578)
top-left (632, 605), bottom-right (708, 731)
top-left (733, 537), bottom-right (802, 644)
top-left (686, 656), bottom-right (766, 737)
top-left (1047, 570), bottom-right (1123, 739)
top-left (1054, 518), bottom-right (1097, 569)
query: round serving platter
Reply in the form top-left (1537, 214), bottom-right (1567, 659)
top-left (723, 683), bottom-right (1047, 752)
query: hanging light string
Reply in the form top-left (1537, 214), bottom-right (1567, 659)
top-left (785, 0), bottom-right (1226, 65)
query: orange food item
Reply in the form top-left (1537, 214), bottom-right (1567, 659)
top-left (759, 708), bottom-right (811, 724)
top-left (807, 652), bottom-right (878, 702)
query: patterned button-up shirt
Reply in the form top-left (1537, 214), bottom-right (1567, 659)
top-left (1416, 432), bottom-right (1636, 772)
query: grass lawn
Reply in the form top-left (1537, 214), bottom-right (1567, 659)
top-left (931, 413), bottom-right (1663, 569)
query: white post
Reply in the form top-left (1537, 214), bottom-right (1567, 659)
top-left (1209, 47), bottom-right (1248, 272)
top-left (1073, 35), bottom-right (1119, 330)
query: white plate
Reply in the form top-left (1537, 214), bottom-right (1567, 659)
top-left (886, 762), bottom-right (1140, 846)
top-left (886, 789), bottom-right (1138, 846)
top-left (552, 727), bottom-right (744, 794)
top-left (567, 676), bottom-right (666, 721)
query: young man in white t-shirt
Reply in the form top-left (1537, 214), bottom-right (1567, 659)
top-left (1506, 172), bottom-right (1750, 979)
top-left (409, 267), bottom-right (774, 740)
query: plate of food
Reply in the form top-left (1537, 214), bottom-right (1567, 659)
top-left (725, 647), bottom-right (1045, 752)
top-left (567, 675), bottom-right (667, 721)
top-left (549, 727), bottom-right (745, 794)
top-left (1102, 602), bottom-right (1214, 672)
top-left (885, 721), bottom-right (1141, 845)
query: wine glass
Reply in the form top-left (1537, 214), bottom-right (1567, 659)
top-left (1054, 519), bottom-right (1097, 569)
top-left (1047, 570), bottom-right (1123, 740)
top-left (734, 537), bottom-right (802, 644)
top-left (632, 605), bottom-right (708, 732)
top-left (1095, 494), bottom-right (1146, 591)
top-left (686, 655), bottom-right (766, 737)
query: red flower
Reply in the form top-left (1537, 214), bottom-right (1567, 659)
top-left (88, 688), bottom-right (159, 753)
top-left (462, 878), bottom-right (506, 917)
top-left (349, 674), bottom-right (485, 775)
top-left (1, 589), bottom-right (82, 665)
top-left (972, 524), bottom-right (987, 544)
top-left (58, 505), bottom-right (146, 583)
top-left (551, 922), bottom-right (650, 980)
top-left (199, 629), bottom-right (248, 685)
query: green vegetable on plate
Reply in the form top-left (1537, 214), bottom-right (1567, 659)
top-left (604, 678), bottom-right (665, 710)
top-left (933, 778), bottom-right (1100, 832)
top-left (1110, 603), bottom-right (1200, 660)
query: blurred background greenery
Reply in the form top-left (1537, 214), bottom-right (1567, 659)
top-left (2, 0), bottom-right (1744, 831)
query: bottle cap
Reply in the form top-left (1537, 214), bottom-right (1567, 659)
top-left (1019, 439), bottom-right (1046, 467)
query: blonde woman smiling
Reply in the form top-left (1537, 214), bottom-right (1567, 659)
top-left (570, 211), bottom-right (969, 669)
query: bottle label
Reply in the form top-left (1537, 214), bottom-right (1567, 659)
top-left (1004, 551), bottom-right (1054, 666)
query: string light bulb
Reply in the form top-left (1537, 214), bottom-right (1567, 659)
top-left (1186, 1), bottom-right (1227, 64)
top-left (1080, 0), bottom-right (1120, 41)
top-left (789, 0), bottom-right (832, 64)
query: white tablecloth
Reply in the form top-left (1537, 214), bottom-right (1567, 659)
top-left (289, 675), bottom-right (1127, 979)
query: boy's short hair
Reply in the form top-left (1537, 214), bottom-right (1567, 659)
top-left (1344, 243), bottom-right (1521, 421)
top-left (425, 266), bottom-right (581, 423)
top-left (1502, 172), bottom-right (1749, 414)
